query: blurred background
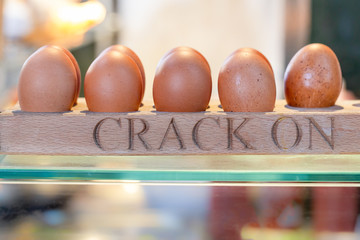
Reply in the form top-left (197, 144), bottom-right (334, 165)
top-left (1, 0), bottom-right (360, 239)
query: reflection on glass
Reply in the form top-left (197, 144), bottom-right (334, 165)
top-left (0, 184), bottom-right (359, 240)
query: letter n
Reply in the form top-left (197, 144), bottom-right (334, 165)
top-left (307, 117), bottom-right (335, 150)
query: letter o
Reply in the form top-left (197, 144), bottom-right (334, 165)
top-left (271, 117), bottom-right (302, 150)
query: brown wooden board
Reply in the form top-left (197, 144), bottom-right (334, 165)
top-left (1, 98), bottom-right (360, 155)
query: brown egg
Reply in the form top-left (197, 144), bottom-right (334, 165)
top-left (18, 45), bottom-right (78, 112)
top-left (84, 50), bottom-right (142, 112)
top-left (52, 46), bottom-right (81, 106)
top-left (218, 48), bottom-right (276, 112)
top-left (160, 46), bottom-right (211, 72)
top-left (102, 45), bottom-right (145, 102)
top-left (284, 43), bottom-right (342, 108)
top-left (153, 47), bottom-right (212, 112)
top-left (233, 48), bottom-right (274, 74)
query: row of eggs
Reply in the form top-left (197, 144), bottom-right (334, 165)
top-left (17, 43), bottom-right (342, 112)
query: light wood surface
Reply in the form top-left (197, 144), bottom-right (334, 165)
top-left (1, 98), bottom-right (360, 155)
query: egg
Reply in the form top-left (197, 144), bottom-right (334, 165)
top-left (160, 46), bottom-right (211, 72)
top-left (84, 49), bottom-right (142, 112)
top-left (284, 43), bottom-right (342, 108)
top-left (18, 45), bottom-right (78, 112)
top-left (102, 45), bottom-right (145, 103)
top-left (56, 46), bottom-right (81, 106)
top-left (153, 46), bottom-right (212, 112)
top-left (218, 48), bottom-right (276, 112)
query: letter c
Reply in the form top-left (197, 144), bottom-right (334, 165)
top-left (93, 118), bottom-right (121, 151)
top-left (192, 117), bottom-right (220, 150)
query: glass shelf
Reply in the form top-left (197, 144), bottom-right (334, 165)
top-left (1, 154), bottom-right (360, 182)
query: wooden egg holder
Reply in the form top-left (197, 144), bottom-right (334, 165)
top-left (0, 98), bottom-right (359, 155)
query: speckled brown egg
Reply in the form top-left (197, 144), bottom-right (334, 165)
top-left (84, 50), bottom-right (142, 112)
top-left (218, 48), bottom-right (276, 112)
top-left (284, 43), bottom-right (342, 108)
top-left (153, 47), bottom-right (212, 112)
top-left (102, 45), bottom-right (145, 103)
top-left (18, 45), bottom-right (78, 112)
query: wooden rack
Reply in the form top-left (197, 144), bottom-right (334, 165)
top-left (0, 98), bottom-right (359, 155)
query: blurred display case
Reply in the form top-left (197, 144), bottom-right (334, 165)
top-left (0, 154), bottom-right (360, 240)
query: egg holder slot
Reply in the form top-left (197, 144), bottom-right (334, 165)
top-left (0, 98), bottom-right (359, 155)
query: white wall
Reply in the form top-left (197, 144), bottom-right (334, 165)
top-left (119, 0), bottom-right (287, 102)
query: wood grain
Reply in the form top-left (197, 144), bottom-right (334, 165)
top-left (1, 98), bottom-right (360, 155)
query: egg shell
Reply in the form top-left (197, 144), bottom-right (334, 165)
top-left (218, 48), bottom-right (276, 112)
top-left (231, 48), bottom-right (274, 74)
top-left (52, 46), bottom-right (81, 106)
top-left (84, 50), bottom-right (142, 112)
top-left (102, 45), bottom-right (145, 102)
top-left (284, 43), bottom-right (342, 108)
top-left (153, 47), bottom-right (212, 112)
top-left (18, 46), bottom-right (77, 112)
top-left (161, 46), bottom-right (211, 72)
